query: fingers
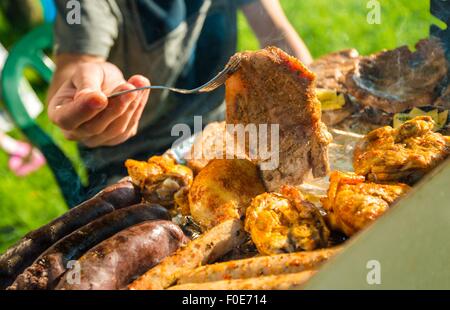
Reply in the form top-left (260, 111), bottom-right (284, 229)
top-left (49, 84), bottom-right (108, 131)
top-left (76, 82), bottom-right (138, 137)
top-left (80, 75), bottom-right (150, 148)
top-left (48, 63), bottom-right (112, 130)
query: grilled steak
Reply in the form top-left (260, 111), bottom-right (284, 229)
top-left (346, 38), bottom-right (448, 113)
top-left (225, 46), bottom-right (331, 190)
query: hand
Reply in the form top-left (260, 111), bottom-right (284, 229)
top-left (48, 62), bottom-right (150, 148)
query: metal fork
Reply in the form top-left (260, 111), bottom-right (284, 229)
top-left (108, 57), bottom-right (241, 99)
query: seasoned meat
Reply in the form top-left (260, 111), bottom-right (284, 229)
top-left (346, 38), bottom-right (448, 113)
top-left (226, 46), bottom-right (332, 191)
top-left (310, 49), bottom-right (360, 92)
top-left (245, 186), bottom-right (329, 255)
top-left (353, 116), bottom-right (450, 183)
top-left (189, 159), bottom-right (266, 230)
top-left (169, 270), bottom-right (316, 290)
top-left (322, 171), bottom-right (410, 236)
top-left (126, 154), bottom-right (193, 207)
top-left (177, 247), bottom-right (340, 284)
top-left (129, 219), bottom-right (246, 290)
top-left (185, 121), bottom-right (249, 174)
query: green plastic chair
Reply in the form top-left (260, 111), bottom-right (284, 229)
top-left (1, 23), bottom-right (86, 207)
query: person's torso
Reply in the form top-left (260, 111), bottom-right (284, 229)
top-left (81, 0), bottom-right (241, 169)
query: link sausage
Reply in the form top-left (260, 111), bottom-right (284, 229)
top-left (8, 203), bottom-right (168, 290)
top-left (55, 220), bottom-right (187, 290)
top-left (0, 179), bottom-right (141, 289)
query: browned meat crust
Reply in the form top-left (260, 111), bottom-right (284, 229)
top-left (169, 270), bottom-right (316, 290)
top-left (129, 219), bottom-right (246, 290)
top-left (226, 46), bottom-right (331, 191)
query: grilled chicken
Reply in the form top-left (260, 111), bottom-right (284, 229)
top-left (125, 154), bottom-right (193, 207)
top-left (188, 159), bottom-right (266, 230)
top-left (245, 186), bottom-right (329, 255)
top-left (322, 171), bottom-right (410, 236)
top-left (225, 46), bottom-right (331, 191)
top-left (353, 116), bottom-right (450, 184)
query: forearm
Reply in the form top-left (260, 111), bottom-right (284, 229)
top-left (48, 54), bottom-right (105, 102)
top-left (241, 0), bottom-right (313, 65)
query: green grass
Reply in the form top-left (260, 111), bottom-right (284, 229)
top-left (0, 0), bottom-right (440, 253)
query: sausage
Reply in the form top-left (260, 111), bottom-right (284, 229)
top-left (169, 270), bottom-right (316, 290)
top-left (177, 247), bottom-right (340, 284)
top-left (129, 219), bottom-right (246, 290)
top-left (55, 220), bottom-right (187, 290)
top-left (8, 203), bottom-right (168, 290)
top-left (0, 179), bottom-right (141, 289)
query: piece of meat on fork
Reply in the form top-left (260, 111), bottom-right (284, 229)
top-left (226, 46), bottom-right (332, 191)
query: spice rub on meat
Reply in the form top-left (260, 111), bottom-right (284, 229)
top-left (225, 46), bottom-right (332, 191)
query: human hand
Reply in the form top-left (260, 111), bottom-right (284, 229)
top-left (48, 62), bottom-right (150, 148)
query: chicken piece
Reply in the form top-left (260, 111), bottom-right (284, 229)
top-left (226, 46), bottom-right (332, 191)
top-left (185, 121), bottom-right (249, 174)
top-left (322, 171), bottom-right (410, 236)
top-left (189, 159), bottom-right (266, 230)
top-left (177, 247), bottom-right (340, 284)
top-left (354, 116), bottom-right (450, 184)
top-left (125, 154), bottom-right (193, 207)
top-left (245, 186), bottom-right (329, 255)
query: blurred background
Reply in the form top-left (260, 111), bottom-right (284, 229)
top-left (0, 0), bottom-right (443, 253)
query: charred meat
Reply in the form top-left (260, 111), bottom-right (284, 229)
top-left (125, 154), bottom-right (193, 207)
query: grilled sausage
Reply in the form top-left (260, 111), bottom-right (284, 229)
top-left (8, 204), bottom-right (168, 290)
top-left (0, 179), bottom-right (141, 289)
top-left (177, 247), bottom-right (340, 284)
top-left (129, 219), bottom-right (246, 290)
top-left (55, 220), bottom-right (187, 290)
top-left (169, 270), bottom-right (316, 290)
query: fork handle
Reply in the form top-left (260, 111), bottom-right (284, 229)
top-left (107, 86), bottom-right (174, 99)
